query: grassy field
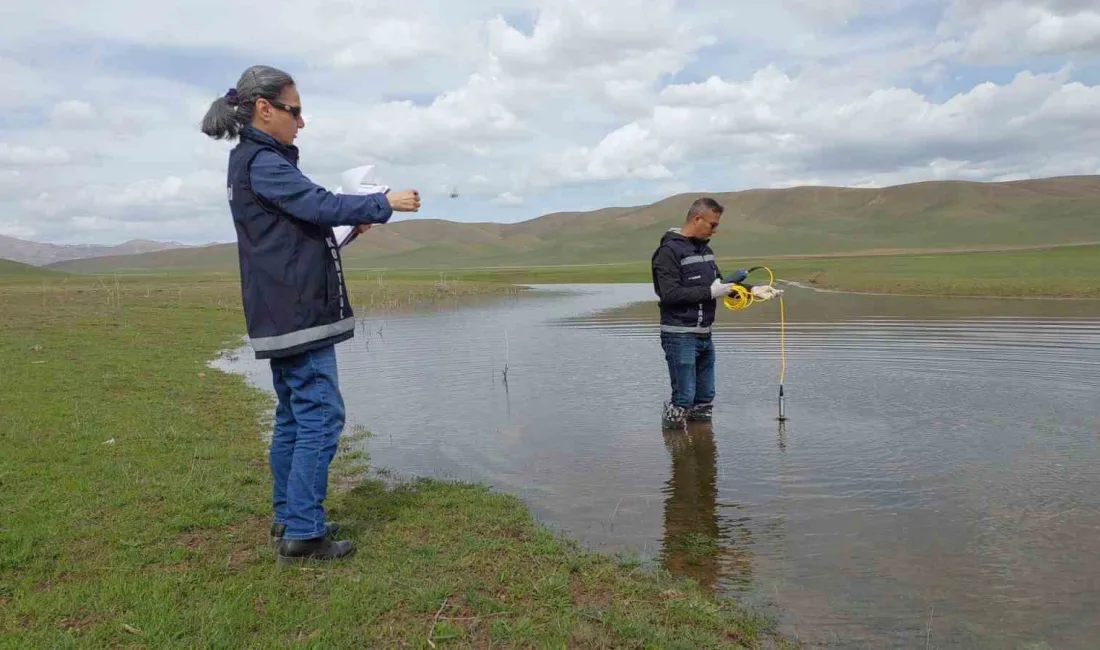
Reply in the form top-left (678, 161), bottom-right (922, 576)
top-left (0, 274), bottom-right (788, 648)
top-left (771, 245), bottom-right (1100, 298)
top-left (0, 258), bottom-right (67, 280)
top-left (343, 244), bottom-right (1100, 299)
top-left (41, 175), bottom-right (1100, 274)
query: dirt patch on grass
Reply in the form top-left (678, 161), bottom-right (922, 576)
top-left (58, 612), bottom-right (101, 633)
top-left (176, 514), bottom-right (269, 565)
top-left (34, 572), bottom-right (74, 594)
top-left (569, 574), bottom-right (613, 610)
top-left (178, 532), bottom-right (204, 550)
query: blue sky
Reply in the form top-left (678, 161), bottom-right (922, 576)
top-left (1, 0), bottom-right (1098, 245)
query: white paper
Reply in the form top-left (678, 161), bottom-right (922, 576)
top-left (331, 165), bottom-right (390, 250)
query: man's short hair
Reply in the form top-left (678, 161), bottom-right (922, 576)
top-left (687, 197), bottom-right (723, 220)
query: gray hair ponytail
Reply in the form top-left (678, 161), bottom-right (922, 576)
top-left (201, 65), bottom-right (296, 140)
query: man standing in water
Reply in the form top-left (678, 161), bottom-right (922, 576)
top-left (650, 198), bottom-right (780, 430)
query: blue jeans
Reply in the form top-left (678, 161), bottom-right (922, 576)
top-left (661, 333), bottom-right (715, 408)
top-left (268, 345), bottom-right (346, 540)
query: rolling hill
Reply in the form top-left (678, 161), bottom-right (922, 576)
top-left (0, 258), bottom-right (69, 279)
top-left (44, 174), bottom-right (1100, 274)
top-left (0, 235), bottom-right (194, 267)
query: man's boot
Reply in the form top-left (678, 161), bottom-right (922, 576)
top-left (276, 536), bottom-right (356, 567)
top-left (688, 403), bottom-right (713, 422)
top-left (662, 401), bottom-right (688, 431)
top-left (270, 521), bottom-right (341, 548)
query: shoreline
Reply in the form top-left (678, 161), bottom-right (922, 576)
top-left (1, 276), bottom-right (791, 648)
top-left (775, 279), bottom-right (1100, 302)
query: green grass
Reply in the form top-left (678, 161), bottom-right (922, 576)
top-left (345, 245), bottom-right (1100, 299)
top-left (0, 274), bottom-right (787, 648)
top-left (767, 245), bottom-right (1100, 298)
top-left (0, 258), bottom-right (68, 279)
top-left (43, 175), bottom-right (1100, 275)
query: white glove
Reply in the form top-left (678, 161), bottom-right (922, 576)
top-left (751, 285), bottom-right (783, 300)
top-left (710, 278), bottom-right (733, 298)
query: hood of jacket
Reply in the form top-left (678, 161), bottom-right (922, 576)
top-left (660, 227), bottom-right (710, 248)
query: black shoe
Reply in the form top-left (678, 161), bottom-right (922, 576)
top-left (270, 521), bottom-right (341, 547)
top-left (687, 403), bottom-right (713, 422)
top-left (276, 536), bottom-right (356, 567)
top-left (662, 402), bottom-right (688, 431)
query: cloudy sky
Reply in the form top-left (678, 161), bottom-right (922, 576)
top-left (2, 0), bottom-right (1099, 246)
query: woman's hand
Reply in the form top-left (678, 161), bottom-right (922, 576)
top-left (354, 223), bottom-right (372, 235)
top-left (387, 189), bottom-right (420, 212)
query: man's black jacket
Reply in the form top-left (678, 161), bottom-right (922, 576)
top-left (651, 228), bottom-right (724, 335)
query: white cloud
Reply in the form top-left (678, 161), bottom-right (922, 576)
top-left (487, 0), bottom-right (698, 71)
top-left (485, 0), bottom-right (714, 117)
top-left (543, 123), bottom-right (675, 187)
top-left (491, 191), bottom-right (525, 206)
top-left (531, 66), bottom-right (1100, 189)
top-left (22, 170), bottom-right (224, 219)
top-left (323, 17), bottom-right (473, 68)
top-left (0, 170), bottom-right (22, 189)
top-left (0, 57), bottom-right (57, 109)
top-left (780, 0), bottom-right (867, 26)
top-left (0, 0), bottom-right (1098, 245)
top-left (0, 0), bottom-right (522, 72)
top-left (0, 144), bottom-right (72, 166)
top-left (0, 220), bottom-right (36, 239)
top-left (51, 100), bottom-right (97, 126)
top-left (941, 0), bottom-right (1100, 61)
top-left (312, 64), bottom-right (529, 167)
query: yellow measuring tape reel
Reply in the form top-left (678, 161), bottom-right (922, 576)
top-left (722, 266), bottom-right (787, 420)
top-left (721, 265), bottom-right (775, 312)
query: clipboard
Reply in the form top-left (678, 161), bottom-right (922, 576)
top-left (331, 165), bottom-right (389, 250)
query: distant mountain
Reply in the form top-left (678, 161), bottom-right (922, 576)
top-left (0, 235), bottom-right (194, 266)
top-left (43, 174), bottom-right (1100, 274)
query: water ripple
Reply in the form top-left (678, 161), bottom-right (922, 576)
top-left (217, 284), bottom-right (1100, 649)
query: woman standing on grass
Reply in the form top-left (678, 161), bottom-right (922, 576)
top-left (201, 64), bottom-right (420, 565)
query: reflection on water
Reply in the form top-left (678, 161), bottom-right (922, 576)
top-left (661, 422), bottom-right (720, 590)
top-left (661, 421), bottom-right (758, 595)
top-left (214, 283), bottom-right (1100, 648)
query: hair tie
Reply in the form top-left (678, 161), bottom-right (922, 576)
top-left (224, 88), bottom-right (240, 106)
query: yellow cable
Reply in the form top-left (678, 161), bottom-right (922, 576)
top-left (778, 293), bottom-right (785, 385)
top-left (722, 265), bottom-right (785, 385)
top-left (721, 284), bottom-right (754, 311)
top-left (720, 266), bottom-right (774, 312)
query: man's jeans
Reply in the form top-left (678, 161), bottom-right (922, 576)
top-left (661, 332), bottom-right (716, 408)
top-left (269, 344), bottom-right (346, 541)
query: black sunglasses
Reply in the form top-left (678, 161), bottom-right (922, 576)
top-left (266, 99), bottom-right (302, 119)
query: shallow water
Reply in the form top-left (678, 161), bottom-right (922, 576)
top-left (215, 284), bottom-right (1100, 648)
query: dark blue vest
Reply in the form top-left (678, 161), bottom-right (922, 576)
top-left (652, 230), bottom-right (720, 333)
top-left (227, 128), bottom-right (354, 359)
